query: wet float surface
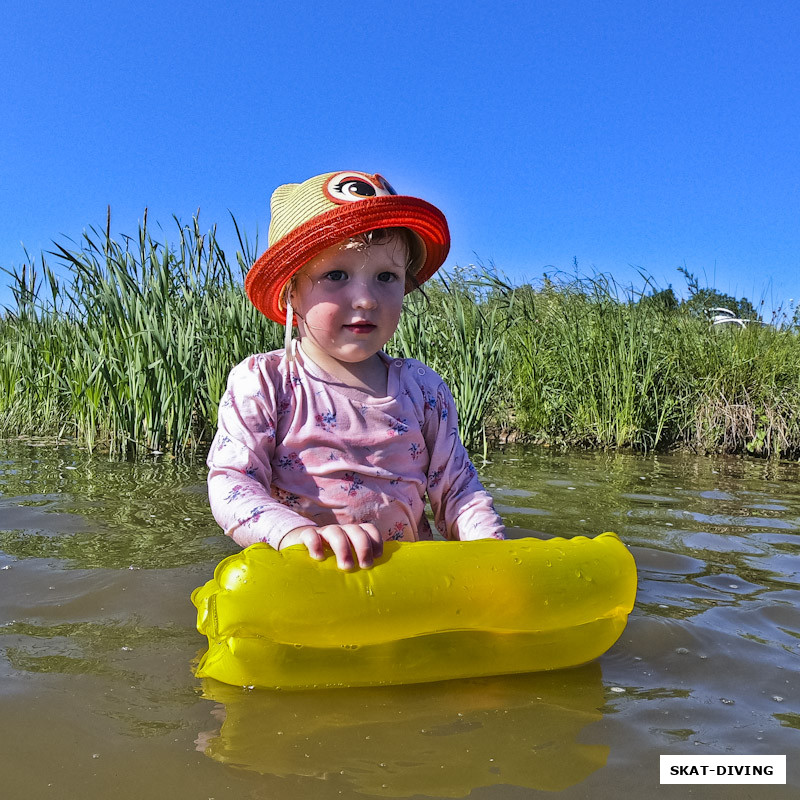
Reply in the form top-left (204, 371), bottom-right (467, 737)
top-left (0, 440), bottom-right (798, 798)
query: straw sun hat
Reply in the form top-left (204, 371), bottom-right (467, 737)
top-left (245, 171), bottom-right (450, 324)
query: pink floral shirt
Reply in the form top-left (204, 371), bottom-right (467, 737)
top-left (207, 347), bottom-right (505, 548)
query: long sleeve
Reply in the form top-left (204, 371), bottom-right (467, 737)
top-left (207, 356), bottom-right (313, 548)
top-left (421, 377), bottom-right (505, 541)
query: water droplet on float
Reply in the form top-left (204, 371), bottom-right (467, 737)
top-left (675, 647), bottom-right (689, 655)
top-left (772, 695), bottom-right (784, 702)
top-left (365, 585), bottom-right (374, 596)
top-left (720, 698), bottom-right (735, 705)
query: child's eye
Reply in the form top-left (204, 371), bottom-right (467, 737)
top-left (377, 271), bottom-right (400, 283)
top-left (324, 270), bottom-right (347, 282)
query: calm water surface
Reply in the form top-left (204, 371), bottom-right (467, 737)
top-left (1, 439), bottom-right (797, 799)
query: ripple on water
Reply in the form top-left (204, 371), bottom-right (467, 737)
top-left (687, 510), bottom-right (799, 531)
top-left (698, 489), bottom-right (738, 501)
top-left (742, 551), bottom-right (800, 586)
top-left (693, 573), bottom-right (763, 595)
top-left (682, 531), bottom-right (767, 554)
top-left (619, 492), bottom-right (676, 504)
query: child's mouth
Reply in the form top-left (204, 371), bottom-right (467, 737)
top-left (344, 323), bottom-right (377, 334)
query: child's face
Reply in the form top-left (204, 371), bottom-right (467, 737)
top-left (290, 235), bottom-right (409, 366)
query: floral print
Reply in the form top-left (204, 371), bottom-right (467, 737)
top-left (277, 451), bottom-right (305, 471)
top-left (389, 520), bottom-right (407, 540)
top-left (341, 472), bottom-right (364, 497)
top-left (273, 486), bottom-right (301, 508)
top-left (242, 504), bottom-right (271, 526)
top-left (253, 420), bottom-right (276, 440)
top-left (224, 484), bottom-right (246, 503)
top-left (315, 410), bottom-right (337, 432)
top-left (388, 418), bottom-right (409, 436)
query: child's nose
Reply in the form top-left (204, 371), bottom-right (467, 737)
top-left (351, 279), bottom-right (378, 309)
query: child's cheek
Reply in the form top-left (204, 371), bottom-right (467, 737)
top-left (306, 302), bottom-right (341, 333)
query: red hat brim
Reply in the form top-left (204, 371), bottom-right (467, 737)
top-left (245, 195), bottom-right (450, 323)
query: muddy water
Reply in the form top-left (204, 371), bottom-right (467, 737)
top-left (0, 439), bottom-right (797, 799)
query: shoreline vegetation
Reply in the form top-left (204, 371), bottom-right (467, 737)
top-left (3, 214), bottom-right (800, 460)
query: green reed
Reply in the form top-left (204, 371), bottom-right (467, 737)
top-left (1, 213), bottom-right (281, 457)
top-left (500, 274), bottom-right (800, 457)
top-left (389, 267), bottom-right (512, 452)
top-left (502, 275), bottom-right (685, 449)
top-left (3, 215), bottom-right (800, 459)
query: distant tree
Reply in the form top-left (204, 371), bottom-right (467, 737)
top-left (677, 266), bottom-right (760, 322)
top-left (640, 286), bottom-right (679, 312)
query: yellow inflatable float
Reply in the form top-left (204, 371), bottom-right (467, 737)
top-left (192, 532), bottom-right (637, 689)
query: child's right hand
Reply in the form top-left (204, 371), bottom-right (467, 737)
top-left (278, 523), bottom-right (383, 570)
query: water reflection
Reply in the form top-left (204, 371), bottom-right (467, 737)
top-left (197, 666), bottom-right (608, 796)
top-left (0, 439), bottom-right (235, 568)
top-left (1, 439), bottom-right (799, 798)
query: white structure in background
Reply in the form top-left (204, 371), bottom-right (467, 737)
top-left (708, 307), bottom-right (751, 329)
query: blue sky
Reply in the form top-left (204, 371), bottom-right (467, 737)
top-left (2, 1), bottom-right (799, 319)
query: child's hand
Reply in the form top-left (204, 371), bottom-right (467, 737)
top-left (279, 523), bottom-right (383, 570)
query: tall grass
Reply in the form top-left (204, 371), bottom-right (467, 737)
top-left (1, 213), bottom-right (280, 457)
top-left (502, 275), bottom-right (685, 449)
top-left (498, 274), bottom-right (800, 457)
top-left (390, 267), bottom-right (512, 452)
top-left (3, 215), bottom-right (800, 459)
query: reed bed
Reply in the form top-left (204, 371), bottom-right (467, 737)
top-left (3, 216), bottom-right (800, 459)
top-left (1, 214), bottom-right (281, 457)
top-left (500, 276), bottom-right (800, 458)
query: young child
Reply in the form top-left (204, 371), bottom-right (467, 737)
top-left (207, 171), bottom-right (505, 570)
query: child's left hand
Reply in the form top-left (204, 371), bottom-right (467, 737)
top-left (278, 523), bottom-right (383, 570)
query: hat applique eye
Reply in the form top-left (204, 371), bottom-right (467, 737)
top-left (324, 172), bottom-right (397, 204)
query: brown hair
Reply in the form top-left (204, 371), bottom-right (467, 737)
top-left (346, 227), bottom-right (425, 277)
